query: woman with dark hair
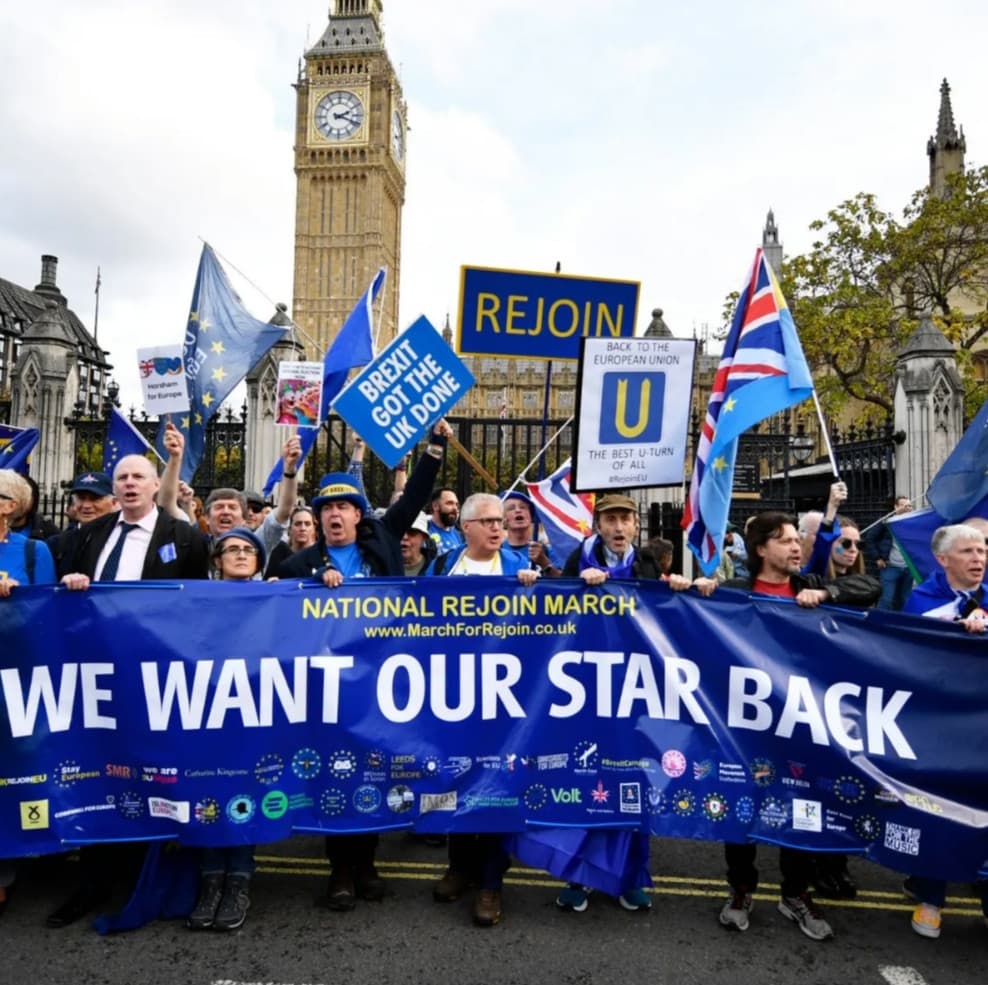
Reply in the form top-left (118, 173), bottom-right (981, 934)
top-left (265, 505), bottom-right (318, 577)
top-left (186, 527), bottom-right (266, 931)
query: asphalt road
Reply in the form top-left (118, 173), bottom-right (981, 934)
top-left (4, 835), bottom-right (985, 985)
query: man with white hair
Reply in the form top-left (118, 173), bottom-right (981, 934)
top-left (427, 492), bottom-right (539, 927)
top-left (901, 522), bottom-right (988, 939)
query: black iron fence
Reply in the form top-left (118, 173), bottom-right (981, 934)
top-left (301, 415), bottom-right (573, 508)
top-left (57, 403), bottom-right (898, 554)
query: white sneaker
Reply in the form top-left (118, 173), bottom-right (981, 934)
top-left (719, 887), bottom-right (753, 931)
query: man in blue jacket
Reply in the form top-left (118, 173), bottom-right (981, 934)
top-left (278, 423), bottom-right (451, 912)
top-left (901, 522), bottom-right (988, 939)
top-left (427, 492), bottom-right (539, 926)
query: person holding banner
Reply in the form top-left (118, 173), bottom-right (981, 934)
top-left (52, 454), bottom-right (209, 928)
top-left (697, 511), bottom-right (878, 941)
top-left (0, 469), bottom-right (56, 595)
top-left (186, 526), bottom-right (268, 931)
top-left (278, 421), bottom-right (452, 912)
top-left (522, 493), bottom-right (682, 916)
top-left (901, 522), bottom-right (988, 938)
top-left (426, 493), bottom-right (540, 927)
top-left (0, 469), bottom-right (53, 915)
top-left (561, 494), bottom-right (665, 582)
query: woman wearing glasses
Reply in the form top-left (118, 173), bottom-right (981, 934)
top-left (186, 527), bottom-right (266, 932)
top-left (0, 469), bottom-right (56, 917)
top-left (809, 514), bottom-right (875, 902)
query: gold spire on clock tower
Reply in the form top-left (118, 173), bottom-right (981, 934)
top-left (292, 0), bottom-right (406, 354)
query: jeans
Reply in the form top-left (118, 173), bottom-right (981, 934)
top-left (878, 564), bottom-right (914, 611)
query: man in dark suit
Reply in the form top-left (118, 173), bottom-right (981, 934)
top-left (60, 454), bottom-right (208, 588)
top-left (48, 454), bottom-right (208, 927)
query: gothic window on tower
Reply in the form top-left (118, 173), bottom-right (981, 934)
top-left (932, 375), bottom-right (952, 431)
top-left (522, 390), bottom-right (539, 411)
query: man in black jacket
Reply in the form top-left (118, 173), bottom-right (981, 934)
top-left (696, 511), bottom-right (878, 942)
top-left (60, 454), bottom-right (208, 587)
top-left (562, 493), bottom-right (665, 581)
top-left (49, 454), bottom-right (208, 928)
top-left (278, 422), bottom-right (451, 911)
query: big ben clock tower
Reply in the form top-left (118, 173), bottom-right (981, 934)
top-left (292, 0), bottom-right (406, 353)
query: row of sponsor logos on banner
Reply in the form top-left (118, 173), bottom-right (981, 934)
top-left (6, 744), bottom-right (930, 863)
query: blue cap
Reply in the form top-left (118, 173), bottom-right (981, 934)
top-left (311, 472), bottom-right (370, 516)
top-left (71, 472), bottom-right (113, 498)
top-left (211, 526), bottom-right (266, 569)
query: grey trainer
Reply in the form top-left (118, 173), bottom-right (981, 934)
top-left (778, 892), bottom-right (834, 940)
top-left (718, 886), bottom-right (753, 931)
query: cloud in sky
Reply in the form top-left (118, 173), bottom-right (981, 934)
top-left (1, 0), bottom-right (986, 411)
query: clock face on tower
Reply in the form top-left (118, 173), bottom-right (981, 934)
top-left (314, 90), bottom-right (365, 140)
top-left (391, 109), bottom-right (404, 161)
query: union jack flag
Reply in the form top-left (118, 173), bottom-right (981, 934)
top-left (682, 248), bottom-right (814, 576)
top-left (527, 458), bottom-right (596, 567)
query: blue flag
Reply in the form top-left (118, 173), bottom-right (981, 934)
top-left (263, 268), bottom-right (384, 496)
top-left (683, 249), bottom-right (814, 576)
top-left (104, 408), bottom-right (162, 474)
top-left (157, 245), bottom-right (286, 482)
top-left (927, 398), bottom-right (988, 521)
top-left (0, 425), bottom-right (40, 474)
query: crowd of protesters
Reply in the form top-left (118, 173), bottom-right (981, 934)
top-left (1, 427), bottom-right (985, 941)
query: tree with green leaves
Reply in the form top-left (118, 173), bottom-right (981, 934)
top-left (730, 167), bottom-right (988, 420)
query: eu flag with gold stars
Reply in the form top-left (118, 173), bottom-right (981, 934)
top-left (682, 249), bottom-right (813, 576)
top-left (104, 407), bottom-right (163, 474)
top-left (0, 424), bottom-right (40, 474)
top-left (158, 244), bottom-right (285, 482)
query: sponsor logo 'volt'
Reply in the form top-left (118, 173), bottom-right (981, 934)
top-left (551, 786), bottom-right (582, 804)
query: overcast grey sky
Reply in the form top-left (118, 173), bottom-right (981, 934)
top-left (1, 1), bottom-right (984, 411)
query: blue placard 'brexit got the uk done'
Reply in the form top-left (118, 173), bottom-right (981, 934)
top-left (333, 315), bottom-right (475, 468)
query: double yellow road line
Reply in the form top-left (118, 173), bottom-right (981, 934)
top-left (255, 854), bottom-right (984, 917)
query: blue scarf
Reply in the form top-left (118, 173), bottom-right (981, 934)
top-left (579, 534), bottom-right (636, 579)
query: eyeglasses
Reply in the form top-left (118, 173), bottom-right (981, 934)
top-left (220, 545), bottom-right (258, 557)
top-left (465, 516), bottom-right (503, 528)
top-left (839, 538), bottom-right (863, 550)
top-left (0, 493), bottom-right (12, 501)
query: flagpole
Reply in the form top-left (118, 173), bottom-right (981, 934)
top-left (503, 415), bottom-right (574, 493)
top-left (810, 391), bottom-right (840, 477)
top-left (93, 266), bottom-right (101, 343)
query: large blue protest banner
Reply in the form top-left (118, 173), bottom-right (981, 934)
top-left (1, 579), bottom-right (985, 881)
top-left (458, 266), bottom-right (640, 360)
top-left (332, 315), bottom-right (475, 468)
